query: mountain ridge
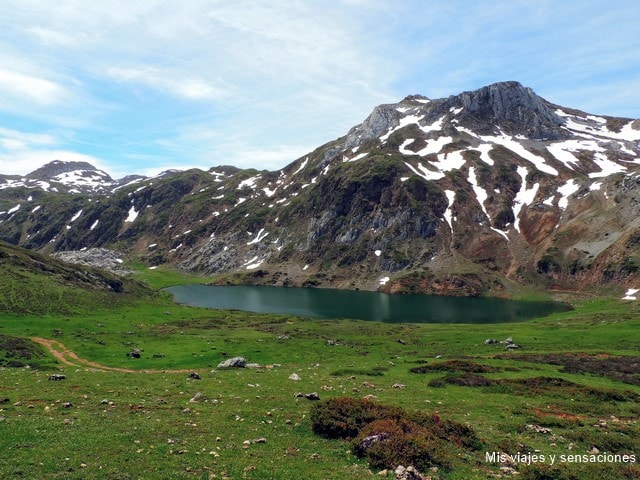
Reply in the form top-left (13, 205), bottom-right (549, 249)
top-left (1, 81), bottom-right (639, 297)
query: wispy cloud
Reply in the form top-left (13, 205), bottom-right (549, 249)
top-left (0, 0), bottom-right (638, 176)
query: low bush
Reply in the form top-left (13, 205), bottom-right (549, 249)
top-left (310, 397), bottom-right (481, 471)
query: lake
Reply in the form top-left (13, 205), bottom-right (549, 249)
top-left (165, 284), bottom-right (571, 324)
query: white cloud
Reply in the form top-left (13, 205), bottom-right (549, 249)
top-left (0, 128), bottom-right (58, 150)
top-left (105, 66), bottom-right (233, 101)
top-left (0, 149), bottom-right (107, 176)
top-left (0, 69), bottom-right (66, 106)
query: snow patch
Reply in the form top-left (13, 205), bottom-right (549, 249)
top-left (622, 288), bottom-right (639, 301)
top-left (90, 220), bottom-right (99, 230)
top-left (557, 179), bottom-right (580, 210)
top-left (512, 167), bottom-right (539, 233)
top-left (379, 276), bottom-right (390, 286)
top-left (247, 228), bottom-right (269, 245)
top-left (125, 206), bottom-right (139, 222)
top-left (443, 190), bottom-right (455, 231)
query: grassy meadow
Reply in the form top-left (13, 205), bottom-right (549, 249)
top-left (1, 266), bottom-right (639, 479)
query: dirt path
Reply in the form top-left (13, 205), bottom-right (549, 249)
top-left (30, 337), bottom-right (194, 374)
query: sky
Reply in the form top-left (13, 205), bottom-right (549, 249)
top-left (0, 0), bottom-right (639, 178)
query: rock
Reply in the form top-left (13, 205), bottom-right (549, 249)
top-left (506, 343), bottom-right (520, 349)
top-left (326, 340), bottom-right (338, 346)
top-left (48, 374), bottom-right (66, 381)
top-left (288, 373), bottom-right (301, 381)
top-left (392, 383), bottom-right (406, 389)
top-left (52, 248), bottom-right (132, 275)
top-left (504, 337), bottom-right (514, 344)
top-left (245, 363), bottom-right (261, 369)
top-left (589, 446), bottom-right (600, 454)
top-left (217, 356), bottom-right (247, 368)
top-left (62, 402), bottom-right (72, 408)
top-left (354, 433), bottom-right (389, 455)
top-left (188, 372), bottom-right (201, 380)
top-left (277, 334), bottom-right (290, 340)
top-left (152, 353), bottom-right (166, 358)
top-left (128, 349), bottom-right (142, 358)
top-left (394, 465), bottom-right (427, 480)
top-left (0, 398), bottom-right (9, 404)
top-left (189, 392), bottom-right (206, 403)
top-left (525, 424), bottom-right (552, 434)
top-left (397, 339), bottom-right (407, 345)
top-left (484, 338), bottom-right (499, 345)
top-left (294, 392), bottom-right (320, 401)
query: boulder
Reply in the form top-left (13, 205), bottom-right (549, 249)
top-left (48, 374), bottom-right (66, 381)
top-left (217, 356), bottom-right (247, 368)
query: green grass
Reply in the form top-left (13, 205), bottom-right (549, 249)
top-left (1, 265), bottom-right (640, 478)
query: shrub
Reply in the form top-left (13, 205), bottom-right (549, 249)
top-left (310, 397), bottom-right (403, 439)
top-left (310, 397), bottom-right (482, 471)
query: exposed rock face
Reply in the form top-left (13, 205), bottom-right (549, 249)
top-left (451, 81), bottom-right (566, 139)
top-left (52, 248), bottom-right (130, 275)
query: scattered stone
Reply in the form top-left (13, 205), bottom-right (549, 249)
top-left (392, 383), bottom-right (406, 389)
top-left (277, 335), bottom-right (290, 340)
top-left (355, 433), bottom-right (389, 454)
top-left (485, 338), bottom-right (499, 345)
top-left (127, 349), bottom-right (142, 359)
top-left (397, 339), bottom-right (407, 345)
top-left (362, 381), bottom-right (376, 388)
top-left (506, 343), bottom-right (521, 349)
top-left (289, 373), bottom-right (301, 381)
top-left (100, 399), bottom-right (109, 405)
top-left (189, 392), bottom-right (206, 403)
top-left (320, 385), bottom-right (333, 391)
top-left (504, 337), bottom-right (514, 344)
top-left (326, 340), bottom-right (338, 346)
top-left (0, 398), bottom-right (9, 404)
top-left (188, 372), bottom-right (201, 380)
top-left (589, 446), bottom-right (600, 455)
top-left (48, 374), bottom-right (66, 381)
top-left (62, 402), bottom-right (72, 409)
top-left (245, 363), bottom-right (261, 369)
top-left (294, 392), bottom-right (320, 401)
top-left (378, 469), bottom-right (389, 477)
top-left (394, 465), bottom-right (428, 480)
top-left (525, 424), bottom-right (552, 434)
top-left (152, 353), bottom-right (166, 358)
top-left (217, 356), bottom-right (247, 368)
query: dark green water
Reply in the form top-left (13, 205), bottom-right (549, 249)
top-left (165, 285), bottom-right (571, 324)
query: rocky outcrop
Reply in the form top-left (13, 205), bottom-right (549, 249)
top-left (52, 248), bottom-right (130, 275)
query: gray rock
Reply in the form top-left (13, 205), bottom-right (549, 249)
top-left (394, 465), bottom-right (426, 480)
top-left (128, 349), bottom-right (141, 358)
top-left (288, 373), bottom-right (301, 381)
top-left (48, 374), bottom-right (66, 381)
top-left (485, 338), bottom-right (499, 345)
top-left (188, 372), bottom-right (201, 380)
top-left (217, 356), bottom-right (247, 368)
top-left (52, 248), bottom-right (131, 275)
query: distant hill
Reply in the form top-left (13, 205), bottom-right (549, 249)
top-left (1, 81), bottom-right (639, 297)
top-left (0, 241), bottom-right (152, 315)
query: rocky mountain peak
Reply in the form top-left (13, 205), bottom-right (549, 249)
top-left (26, 160), bottom-right (108, 180)
top-left (447, 81), bottom-right (567, 139)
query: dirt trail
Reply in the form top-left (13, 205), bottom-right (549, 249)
top-left (31, 337), bottom-right (193, 374)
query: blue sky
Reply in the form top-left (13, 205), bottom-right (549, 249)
top-left (1, 0), bottom-right (639, 178)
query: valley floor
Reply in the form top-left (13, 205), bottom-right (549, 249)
top-left (1, 286), bottom-right (639, 479)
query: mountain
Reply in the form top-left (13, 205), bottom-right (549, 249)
top-left (1, 81), bottom-right (639, 297)
top-left (0, 159), bottom-right (145, 194)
